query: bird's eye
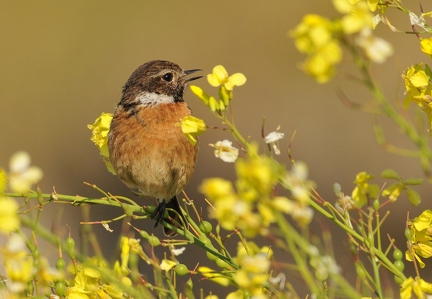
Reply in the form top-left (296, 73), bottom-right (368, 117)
top-left (162, 73), bottom-right (173, 82)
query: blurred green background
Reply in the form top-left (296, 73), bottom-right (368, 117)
top-left (1, 1), bottom-right (431, 296)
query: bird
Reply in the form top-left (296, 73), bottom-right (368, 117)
top-left (107, 60), bottom-right (201, 236)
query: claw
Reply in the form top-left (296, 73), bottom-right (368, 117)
top-left (150, 199), bottom-right (167, 229)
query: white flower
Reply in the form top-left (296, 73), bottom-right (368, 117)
top-left (5, 233), bottom-right (26, 253)
top-left (210, 140), bottom-right (239, 163)
top-left (372, 14), bottom-right (383, 29)
top-left (409, 12), bottom-right (426, 29)
top-left (356, 28), bottom-right (393, 64)
top-left (291, 161), bottom-right (308, 181)
top-left (264, 128), bottom-right (285, 155)
top-left (9, 151), bottom-right (43, 194)
top-left (171, 247), bottom-right (186, 256)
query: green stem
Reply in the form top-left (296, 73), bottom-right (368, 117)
top-left (274, 211), bottom-right (321, 296)
top-left (346, 37), bottom-right (432, 180)
top-left (19, 215), bottom-right (86, 262)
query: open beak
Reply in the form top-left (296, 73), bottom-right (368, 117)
top-left (182, 69), bottom-right (203, 83)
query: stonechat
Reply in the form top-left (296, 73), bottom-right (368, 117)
top-left (108, 60), bottom-right (201, 236)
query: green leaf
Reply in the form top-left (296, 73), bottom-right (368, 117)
top-left (406, 187), bottom-right (421, 206)
top-left (405, 178), bottom-right (423, 185)
top-left (381, 169), bottom-right (400, 180)
top-left (425, 63), bottom-right (432, 80)
top-left (121, 203), bottom-right (134, 217)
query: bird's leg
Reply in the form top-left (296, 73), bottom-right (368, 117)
top-left (150, 199), bottom-right (167, 229)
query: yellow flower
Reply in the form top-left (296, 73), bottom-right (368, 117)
top-left (406, 210), bottom-right (432, 268)
top-left (236, 155), bottom-right (278, 197)
top-left (382, 183), bottom-right (404, 202)
top-left (88, 113), bottom-right (112, 157)
top-left (302, 41), bottom-right (342, 83)
top-left (82, 267), bottom-right (101, 292)
top-left (0, 197), bottom-right (20, 233)
top-left (271, 196), bottom-right (293, 214)
top-left (367, 0), bottom-right (378, 12)
top-left (334, 0), bottom-right (373, 34)
top-left (212, 195), bottom-right (250, 231)
top-left (88, 113), bottom-right (116, 175)
top-left (198, 266), bottom-right (230, 286)
top-left (128, 238), bottom-right (152, 262)
top-left (179, 115), bottom-right (206, 146)
top-left (97, 289), bottom-right (113, 299)
top-left (404, 65), bottom-right (429, 89)
top-left (104, 284), bottom-right (123, 299)
top-left (207, 65), bottom-right (246, 91)
top-left (400, 277), bottom-right (432, 299)
top-left (8, 151), bottom-right (43, 194)
top-left (291, 14), bottom-right (334, 54)
top-left (65, 289), bottom-right (90, 299)
top-left (202, 155), bottom-right (284, 237)
top-left (226, 290), bottom-right (245, 299)
top-left (236, 211), bottom-right (267, 238)
top-left (291, 14), bottom-right (342, 83)
top-left (120, 236), bottom-right (130, 274)
top-left (412, 209), bottom-right (432, 232)
top-left (201, 178), bottom-right (235, 199)
top-left (3, 234), bottom-right (35, 293)
top-left (0, 169), bottom-right (6, 194)
top-left (421, 38), bottom-right (432, 57)
top-left (190, 85), bottom-right (210, 105)
top-left (402, 63), bottom-right (432, 110)
top-left (232, 243), bottom-right (273, 296)
top-left (210, 140), bottom-right (239, 163)
top-left (351, 172), bottom-right (380, 208)
top-left (36, 257), bottom-right (65, 294)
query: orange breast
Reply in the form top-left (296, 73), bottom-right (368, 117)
top-left (108, 102), bottom-right (198, 199)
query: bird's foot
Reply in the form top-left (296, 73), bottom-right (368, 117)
top-left (150, 199), bottom-right (167, 229)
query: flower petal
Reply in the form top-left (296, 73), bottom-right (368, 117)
top-left (228, 73), bottom-right (247, 87)
top-left (207, 74), bottom-right (221, 87)
top-left (264, 132), bottom-right (284, 143)
top-left (212, 65), bottom-right (228, 82)
top-left (9, 151), bottom-right (31, 173)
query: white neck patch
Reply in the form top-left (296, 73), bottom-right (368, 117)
top-left (135, 92), bottom-right (174, 107)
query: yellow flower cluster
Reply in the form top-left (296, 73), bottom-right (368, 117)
top-left (201, 145), bottom-right (314, 237)
top-left (291, 14), bottom-right (342, 83)
top-left (0, 197), bottom-right (19, 234)
top-left (191, 65), bottom-right (246, 113)
top-left (400, 276), bottom-right (432, 299)
top-left (3, 234), bottom-right (35, 293)
top-left (0, 151), bottom-right (44, 234)
top-left (1, 234), bottom-right (63, 295)
top-left (230, 242), bottom-right (273, 298)
top-left (402, 63), bottom-right (432, 133)
top-left (201, 150), bottom-right (282, 237)
top-left (351, 172), bottom-right (380, 208)
top-left (66, 265), bottom-right (123, 299)
top-left (292, 0), bottom-right (393, 82)
top-left (406, 209), bottom-right (432, 268)
top-left (199, 242), bottom-right (274, 299)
